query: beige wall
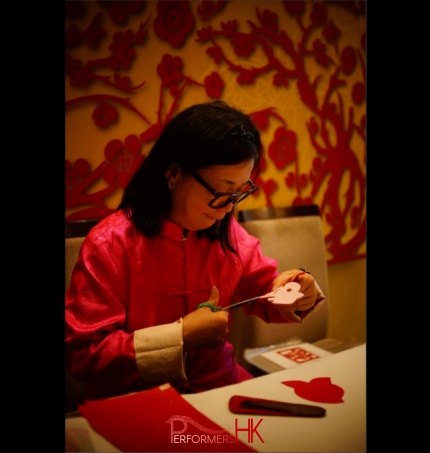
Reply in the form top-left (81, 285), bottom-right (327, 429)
top-left (327, 258), bottom-right (366, 343)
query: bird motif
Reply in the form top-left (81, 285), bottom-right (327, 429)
top-left (282, 376), bottom-right (345, 403)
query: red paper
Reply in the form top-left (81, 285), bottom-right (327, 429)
top-left (282, 376), bottom-right (345, 403)
top-left (79, 385), bottom-right (256, 452)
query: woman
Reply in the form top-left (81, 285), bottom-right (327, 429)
top-left (65, 100), bottom-right (324, 400)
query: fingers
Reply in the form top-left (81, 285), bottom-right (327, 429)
top-left (183, 288), bottom-right (229, 350)
top-left (207, 286), bottom-right (219, 306)
top-left (271, 269), bottom-right (309, 291)
top-left (196, 286), bottom-right (220, 312)
top-left (271, 270), bottom-right (320, 312)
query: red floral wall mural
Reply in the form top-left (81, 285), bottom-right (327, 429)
top-left (65, 0), bottom-right (366, 265)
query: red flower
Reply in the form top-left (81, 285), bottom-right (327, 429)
top-left (204, 72), bottom-right (224, 99)
top-left (282, 1), bottom-right (305, 17)
top-left (196, 25), bottom-right (213, 41)
top-left (258, 9), bottom-right (278, 33)
top-left (309, 157), bottom-right (323, 183)
top-left (157, 54), bottom-right (183, 86)
top-left (323, 20), bottom-right (341, 44)
top-left (206, 46), bottom-right (223, 64)
top-left (153, 1), bottom-right (195, 47)
top-left (65, 158), bottom-right (91, 189)
top-left (268, 127), bottom-right (298, 170)
top-left (66, 1), bottom-right (84, 18)
top-left (230, 34), bottom-right (255, 57)
top-left (98, 1), bottom-right (145, 25)
top-left (65, 24), bottom-right (83, 48)
top-left (66, 53), bottom-right (91, 88)
top-left (285, 172), bottom-right (295, 188)
top-left (313, 39), bottom-right (332, 69)
top-left (221, 20), bottom-right (238, 35)
top-left (103, 135), bottom-right (142, 188)
top-left (310, 2), bottom-right (328, 26)
top-left (109, 30), bottom-right (136, 70)
top-left (92, 104), bottom-right (118, 129)
top-left (250, 111), bottom-right (269, 131)
top-left (352, 82), bottom-right (365, 105)
top-left (340, 46), bottom-right (357, 75)
top-left (197, 0), bottom-right (226, 21)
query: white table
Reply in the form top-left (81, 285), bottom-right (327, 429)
top-left (65, 344), bottom-right (366, 452)
top-left (183, 344), bottom-right (366, 452)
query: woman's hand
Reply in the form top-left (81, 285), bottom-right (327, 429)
top-left (271, 269), bottom-right (325, 322)
top-left (182, 286), bottom-right (229, 351)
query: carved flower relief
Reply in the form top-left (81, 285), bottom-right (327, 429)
top-left (153, 1), bottom-right (195, 47)
top-left (268, 126), bottom-right (298, 170)
top-left (103, 135), bottom-right (143, 188)
top-left (204, 72), bottom-right (224, 99)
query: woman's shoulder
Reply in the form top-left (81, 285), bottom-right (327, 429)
top-left (86, 210), bottom-right (139, 244)
top-left (229, 214), bottom-right (259, 245)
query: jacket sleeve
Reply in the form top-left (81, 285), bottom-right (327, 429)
top-left (65, 233), bottom-right (186, 393)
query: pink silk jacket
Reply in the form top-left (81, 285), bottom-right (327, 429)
top-left (65, 210), bottom-right (292, 400)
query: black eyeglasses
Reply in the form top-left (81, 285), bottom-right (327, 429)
top-left (189, 169), bottom-right (260, 208)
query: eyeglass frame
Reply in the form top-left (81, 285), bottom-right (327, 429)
top-left (189, 168), bottom-right (260, 208)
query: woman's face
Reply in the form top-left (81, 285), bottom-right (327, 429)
top-left (168, 160), bottom-right (255, 232)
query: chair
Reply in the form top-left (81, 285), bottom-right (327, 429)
top-left (65, 218), bottom-right (102, 238)
top-left (65, 236), bottom-right (87, 413)
top-left (228, 204), bottom-right (353, 375)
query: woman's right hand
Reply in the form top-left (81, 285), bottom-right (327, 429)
top-left (182, 286), bottom-right (229, 351)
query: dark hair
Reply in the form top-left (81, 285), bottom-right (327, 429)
top-left (117, 100), bottom-right (262, 253)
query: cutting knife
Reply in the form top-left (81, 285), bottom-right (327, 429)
top-left (240, 398), bottom-right (326, 417)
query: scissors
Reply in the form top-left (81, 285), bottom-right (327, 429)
top-left (197, 296), bottom-right (261, 312)
top-left (196, 269), bottom-right (310, 312)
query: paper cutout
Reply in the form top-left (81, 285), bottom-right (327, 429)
top-left (282, 377), bottom-right (345, 403)
top-left (263, 281), bottom-right (304, 305)
top-left (276, 346), bottom-right (321, 364)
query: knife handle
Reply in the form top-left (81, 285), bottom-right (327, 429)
top-left (240, 399), bottom-right (326, 417)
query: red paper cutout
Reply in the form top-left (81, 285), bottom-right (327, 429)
top-left (282, 376), bottom-right (344, 403)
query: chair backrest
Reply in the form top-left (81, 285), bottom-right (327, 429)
top-left (228, 205), bottom-right (330, 371)
top-left (65, 218), bottom-right (102, 238)
top-left (65, 237), bottom-right (85, 292)
top-left (65, 236), bottom-right (87, 413)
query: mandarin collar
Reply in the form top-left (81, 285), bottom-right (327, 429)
top-left (160, 219), bottom-right (194, 242)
